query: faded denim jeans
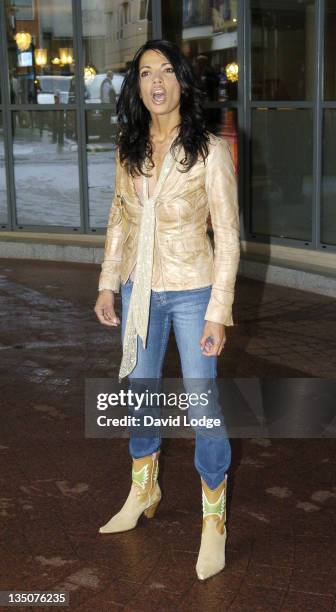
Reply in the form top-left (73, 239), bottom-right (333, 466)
top-left (121, 278), bottom-right (231, 489)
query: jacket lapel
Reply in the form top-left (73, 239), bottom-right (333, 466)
top-left (148, 144), bottom-right (183, 208)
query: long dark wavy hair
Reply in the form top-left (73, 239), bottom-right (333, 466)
top-left (116, 39), bottom-right (212, 177)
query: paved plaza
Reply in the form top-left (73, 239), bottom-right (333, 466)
top-left (0, 258), bottom-right (335, 611)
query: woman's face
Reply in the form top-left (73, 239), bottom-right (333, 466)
top-left (138, 49), bottom-right (181, 118)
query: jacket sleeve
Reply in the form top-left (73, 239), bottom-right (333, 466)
top-left (98, 150), bottom-right (124, 293)
top-left (204, 137), bottom-right (241, 326)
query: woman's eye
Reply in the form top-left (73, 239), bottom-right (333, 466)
top-left (140, 71), bottom-right (149, 77)
top-left (166, 67), bottom-right (174, 73)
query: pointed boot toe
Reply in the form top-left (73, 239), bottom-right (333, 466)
top-left (98, 451), bottom-right (161, 535)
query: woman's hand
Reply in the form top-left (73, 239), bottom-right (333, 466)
top-left (199, 320), bottom-right (226, 356)
top-left (94, 290), bottom-right (120, 326)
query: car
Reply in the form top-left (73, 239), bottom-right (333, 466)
top-left (36, 75), bottom-right (73, 104)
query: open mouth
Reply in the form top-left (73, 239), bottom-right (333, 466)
top-left (152, 90), bottom-right (166, 104)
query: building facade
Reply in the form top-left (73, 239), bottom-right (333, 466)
top-left (0, 1), bottom-right (335, 272)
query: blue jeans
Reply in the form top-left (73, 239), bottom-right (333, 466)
top-left (121, 278), bottom-right (231, 489)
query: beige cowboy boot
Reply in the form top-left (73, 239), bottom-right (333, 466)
top-left (99, 450), bottom-right (161, 534)
top-left (196, 475), bottom-right (227, 580)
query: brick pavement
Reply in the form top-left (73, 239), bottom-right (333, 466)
top-left (0, 258), bottom-right (335, 611)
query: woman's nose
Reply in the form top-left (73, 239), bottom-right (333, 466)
top-left (152, 72), bottom-right (163, 83)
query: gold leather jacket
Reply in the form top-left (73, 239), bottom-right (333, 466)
top-left (98, 133), bottom-right (240, 326)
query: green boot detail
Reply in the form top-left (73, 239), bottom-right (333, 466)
top-left (196, 475), bottom-right (227, 580)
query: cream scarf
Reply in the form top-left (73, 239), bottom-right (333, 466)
top-left (118, 142), bottom-right (181, 381)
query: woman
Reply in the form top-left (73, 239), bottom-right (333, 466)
top-left (94, 39), bottom-right (240, 581)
